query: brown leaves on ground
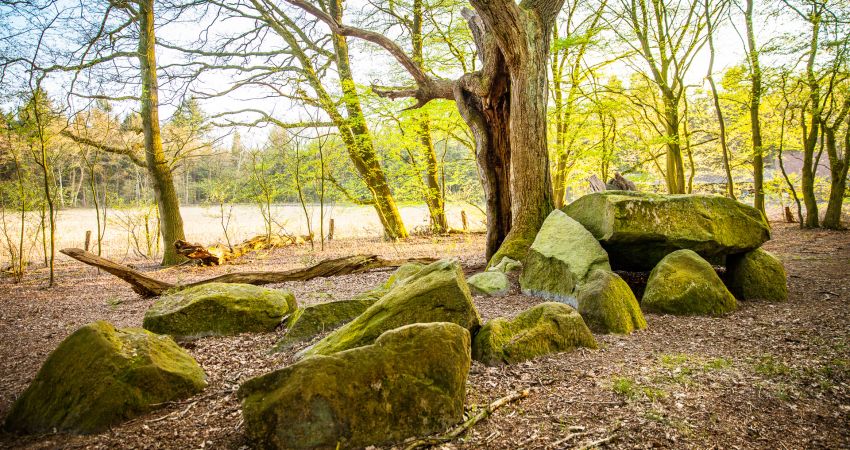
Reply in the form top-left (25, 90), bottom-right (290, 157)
top-left (0, 225), bottom-right (848, 449)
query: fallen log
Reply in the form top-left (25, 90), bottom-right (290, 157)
top-left (174, 239), bottom-right (220, 265)
top-left (175, 234), bottom-right (312, 266)
top-left (60, 248), bottom-right (436, 298)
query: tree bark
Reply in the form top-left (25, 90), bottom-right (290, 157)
top-left (411, 0), bottom-right (447, 233)
top-left (663, 96), bottom-right (686, 194)
top-left (745, 0), bottom-right (764, 213)
top-left (823, 117), bottom-right (850, 229)
top-left (328, 0), bottom-right (408, 239)
top-left (138, 0), bottom-right (186, 265)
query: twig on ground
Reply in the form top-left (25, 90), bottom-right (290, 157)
top-left (403, 389), bottom-right (530, 450)
top-left (571, 433), bottom-right (617, 450)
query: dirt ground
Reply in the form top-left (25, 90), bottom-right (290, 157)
top-left (0, 223), bottom-right (848, 449)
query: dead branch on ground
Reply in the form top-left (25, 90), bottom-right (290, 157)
top-left (403, 389), bottom-right (530, 450)
top-left (59, 248), bottom-right (435, 297)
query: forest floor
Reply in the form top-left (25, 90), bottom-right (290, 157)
top-left (0, 223), bottom-right (848, 449)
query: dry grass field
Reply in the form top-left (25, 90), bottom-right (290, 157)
top-left (0, 203), bottom-right (487, 266)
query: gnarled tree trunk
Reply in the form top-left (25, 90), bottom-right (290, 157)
top-left (285, 0), bottom-right (560, 263)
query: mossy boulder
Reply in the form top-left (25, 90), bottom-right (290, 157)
top-left (271, 264), bottom-right (427, 353)
top-left (563, 191), bottom-right (770, 270)
top-left (467, 271), bottom-right (509, 296)
top-left (301, 260), bottom-right (480, 357)
top-left (490, 256), bottom-right (522, 274)
top-left (384, 262), bottom-right (426, 288)
top-left (576, 269), bottom-right (646, 334)
top-left (4, 321), bottom-right (206, 434)
top-left (239, 322), bottom-right (471, 449)
top-left (520, 210), bottom-right (611, 302)
top-left (143, 283), bottom-right (296, 339)
top-left (726, 248), bottom-right (788, 301)
top-left (642, 250), bottom-right (737, 316)
top-left (472, 302), bottom-right (597, 365)
top-left (271, 298), bottom-right (376, 352)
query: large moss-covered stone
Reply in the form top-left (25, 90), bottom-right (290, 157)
top-left (301, 260), bottom-right (480, 357)
top-left (726, 248), bottom-right (788, 301)
top-left (143, 283), bottom-right (296, 339)
top-left (271, 264), bottom-right (427, 353)
top-left (563, 191), bottom-right (770, 270)
top-left (239, 322), bottom-right (470, 449)
top-left (272, 298), bottom-right (376, 352)
top-left (467, 271), bottom-right (509, 296)
top-left (4, 321), bottom-right (206, 434)
top-left (642, 250), bottom-right (737, 316)
top-left (577, 269), bottom-right (646, 334)
top-left (472, 302), bottom-right (597, 366)
top-left (520, 210), bottom-right (611, 302)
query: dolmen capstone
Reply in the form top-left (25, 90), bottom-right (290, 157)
top-left (4, 321), bottom-right (206, 434)
top-left (563, 191), bottom-right (770, 270)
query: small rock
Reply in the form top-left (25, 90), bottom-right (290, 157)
top-left (300, 259), bottom-right (480, 357)
top-left (520, 210), bottom-right (611, 302)
top-left (143, 283), bottom-right (296, 339)
top-left (576, 269), bottom-right (646, 334)
top-left (467, 271), bottom-right (509, 296)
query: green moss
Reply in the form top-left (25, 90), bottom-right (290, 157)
top-left (301, 260), bottom-right (480, 357)
top-left (4, 321), bottom-right (206, 434)
top-left (563, 192), bottom-right (770, 270)
top-left (472, 302), bottom-right (597, 366)
top-left (467, 271), bottom-right (509, 296)
top-left (488, 232), bottom-right (536, 269)
top-left (383, 262), bottom-right (426, 289)
top-left (576, 269), bottom-right (646, 334)
top-left (520, 210), bottom-right (611, 302)
top-left (726, 248), bottom-right (788, 301)
top-left (272, 298), bottom-right (376, 352)
top-left (642, 250), bottom-right (737, 316)
top-left (239, 322), bottom-right (471, 449)
top-left (143, 283), bottom-right (296, 339)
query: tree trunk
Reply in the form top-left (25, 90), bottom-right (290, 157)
top-left (328, 0), bottom-right (408, 239)
top-left (823, 124), bottom-right (849, 229)
top-left (416, 116), bottom-right (448, 232)
top-left (745, 0), bottom-right (764, 213)
top-left (458, 2), bottom-right (556, 264)
top-left (663, 95), bottom-right (686, 194)
top-left (138, 0), bottom-right (186, 265)
top-left (454, 67), bottom-right (513, 261)
top-left (410, 0), bottom-right (447, 233)
top-left (706, 2), bottom-right (735, 199)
